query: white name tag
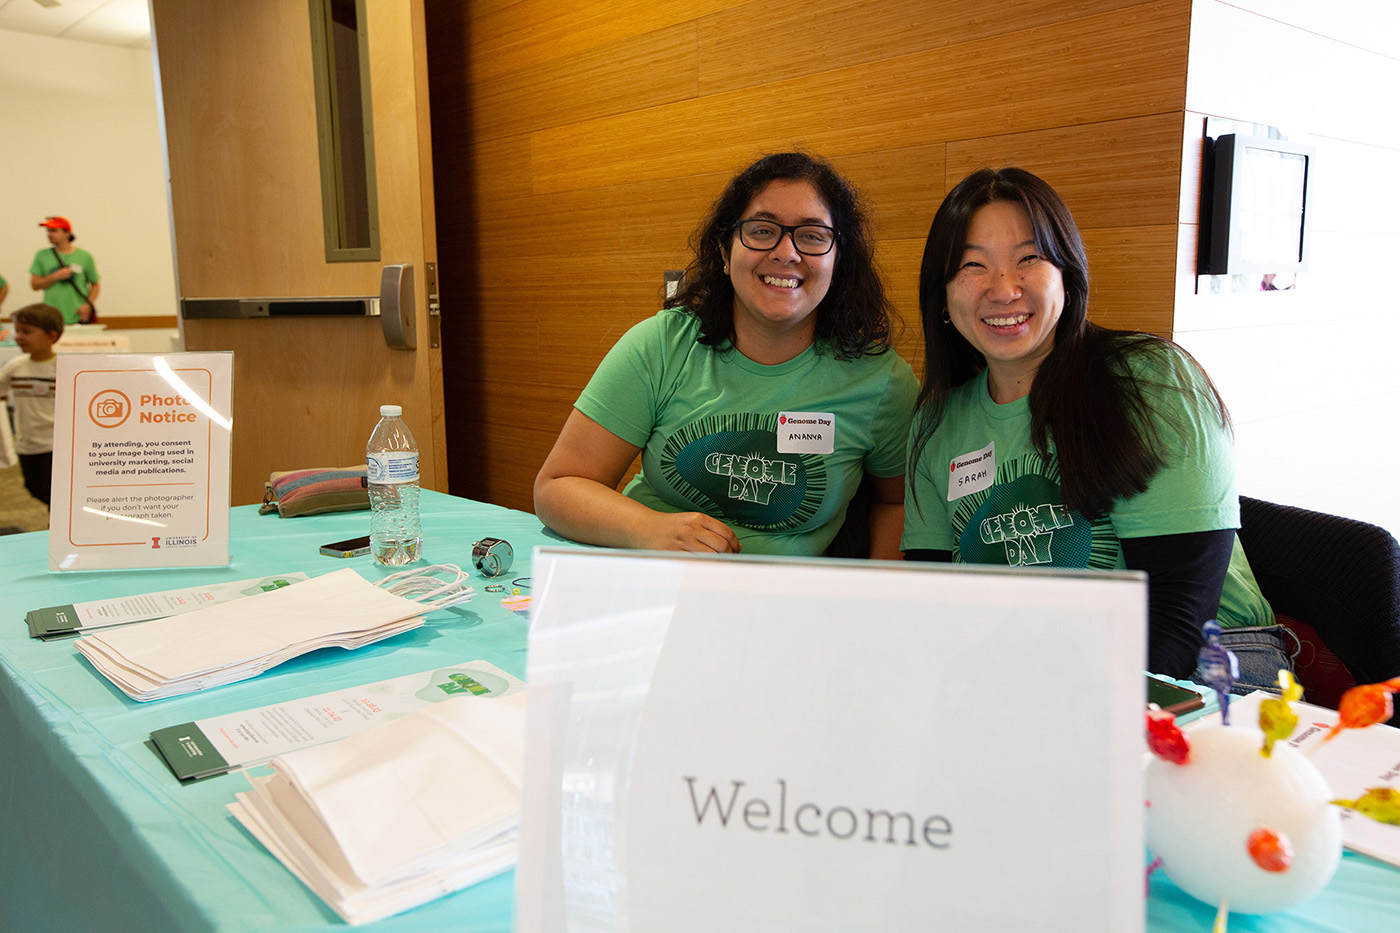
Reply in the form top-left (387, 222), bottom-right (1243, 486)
top-left (948, 442), bottom-right (995, 501)
top-left (776, 411), bottom-right (835, 455)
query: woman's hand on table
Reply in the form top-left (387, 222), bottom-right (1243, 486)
top-left (633, 510), bottom-right (741, 553)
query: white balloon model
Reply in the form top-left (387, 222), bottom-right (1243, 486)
top-left (1144, 622), bottom-right (1400, 928)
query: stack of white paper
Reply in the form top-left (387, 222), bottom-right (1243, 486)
top-left (74, 569), bottom-right (434, 701)
top-left (229, 691), bottom-right (526, 925)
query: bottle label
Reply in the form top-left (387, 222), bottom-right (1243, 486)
top-left (367, 451), bottom-right (419, 484)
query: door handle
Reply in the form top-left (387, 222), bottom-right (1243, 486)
top-left (380, 263), bottom-right (415, 350)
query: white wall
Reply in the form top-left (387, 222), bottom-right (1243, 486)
top-left (1176, 1), bottom-right (1400, 539)
top-left (0, 28), bottom-right (178, 326)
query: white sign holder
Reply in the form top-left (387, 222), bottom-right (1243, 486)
top-left (519, 549), bottom-right (1148, 932)
top-left (49, 352), bottom-right (233, 571)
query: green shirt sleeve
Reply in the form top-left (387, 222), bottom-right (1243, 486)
top-left (902, 405), bottom-right (956, 552)
top-left (1109, 346), bottom-right (1239, 539)
top-left (574, 314), bottom-right (669, 449)
top-left (864, 353), bottom-right (919, 478)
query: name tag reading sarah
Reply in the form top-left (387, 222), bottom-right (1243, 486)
top-left (776, 411), bottom-right (835, 455)
top-left (949, 442), bottom-right (995, 501)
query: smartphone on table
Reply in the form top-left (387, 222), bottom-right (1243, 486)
top-left (319, 535), bottom-right (371, 558)
top-left (1146, 674), bottom-right (1207, 715)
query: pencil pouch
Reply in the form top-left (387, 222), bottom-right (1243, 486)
top-left (260, 466), bottom-right (369, 518)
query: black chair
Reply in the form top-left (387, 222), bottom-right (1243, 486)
top-left (1237, 495), bottom-right (1400, 725)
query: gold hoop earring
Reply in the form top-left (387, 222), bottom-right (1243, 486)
top-left (723, 264), bottom-right (730, 275)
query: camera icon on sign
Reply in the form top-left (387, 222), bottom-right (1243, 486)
top-left (90, 390), bottom-right (132, 428)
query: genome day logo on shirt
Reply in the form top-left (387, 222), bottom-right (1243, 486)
top-left (951, 455), bottom-right (1113, 569)
top-left (660, 412), bottom-right (828, 531)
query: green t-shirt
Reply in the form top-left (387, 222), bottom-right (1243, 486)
top-left (576, 308), bottom-right (919, 556)
top-left (903, 348), bottom-right (1272, 629)
top-left (30, 247), bottom-right (100, 324)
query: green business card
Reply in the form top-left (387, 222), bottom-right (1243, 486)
top-left (150, 723), bottom-right (232, 782)
top-left (26, 605), bottom-right (81, 639)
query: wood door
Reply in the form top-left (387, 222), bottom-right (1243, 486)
top-left (151, 0), bottom-right (445, 506)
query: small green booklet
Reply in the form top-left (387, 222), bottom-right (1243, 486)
top-left (26, 574), bottom-right (309, 640)
top-left (150, 659), bottom-right (524, 782)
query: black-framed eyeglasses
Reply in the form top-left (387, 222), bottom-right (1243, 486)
top-left (732, 218), bottom-right (838, 256)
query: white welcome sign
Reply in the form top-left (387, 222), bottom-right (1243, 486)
top-left (519, 550), bottom-right (1147, 932)
top-left (49, 352), bottom-right (232, 571)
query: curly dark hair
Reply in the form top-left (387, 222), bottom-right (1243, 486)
top-left (911, 167), bottom-right (1228, 518)
top-left (666, 151), bottom-right (892, 359)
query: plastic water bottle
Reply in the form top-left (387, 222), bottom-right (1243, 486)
top-left (366, 404), bottom-right (422, 566)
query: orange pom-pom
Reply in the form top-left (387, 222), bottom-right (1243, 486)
top-left (1247, 826), bottom-right (1293, 873)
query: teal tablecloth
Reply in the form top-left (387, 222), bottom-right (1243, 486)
top-left (1, 491), bottom-right (550, 932)
top-left (2, 492), bottom-right (1397, 931)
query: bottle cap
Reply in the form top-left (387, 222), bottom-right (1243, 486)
top-left (379, 404), bottom-right (402, 417)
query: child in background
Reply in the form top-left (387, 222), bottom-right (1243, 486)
top-left (0, 304), bottom-right (63, 506)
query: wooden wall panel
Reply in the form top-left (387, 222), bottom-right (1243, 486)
top-left (468, 0), bottom-right (734, 82)
top-left (697, 0), bottom-right (1145, 95)
top-left (875, 237), bottom-right (930, 374)
top-left (460, 136), bottom-right (535, 206)
top-left (836, 145), bottom-right (947, 242)
top-left (944, 114), bottom-right (1183, 228)
top-left (427, 0), bottom-right (1194, 511)
top-left (529, 3), bottom-right (1189, 196)
top-left (1080, 226), bottom-right (1178, 336)
top-left (468, 23), bottom-right (699, 143)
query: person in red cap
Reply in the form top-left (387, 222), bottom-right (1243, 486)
top-left (29, 216), bottom-right (100, 324)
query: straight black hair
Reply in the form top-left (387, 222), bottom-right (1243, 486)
top-left (911, 167), bottom-right (1228, 517)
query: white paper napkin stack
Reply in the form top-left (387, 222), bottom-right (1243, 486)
top-left (229, 690), bottom-right (527, 925)
top-left (74, 569), bottom-right (431, 701)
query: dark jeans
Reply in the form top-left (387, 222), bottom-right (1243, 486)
top-left (1190, 625), bottom-right (1300, 697)
top-left (18, 452), bottom-right (52, 506)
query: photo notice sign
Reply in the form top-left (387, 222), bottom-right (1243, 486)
top-left (519, 550), bottom-right (1147, 932)
top-left (49, 352), bottom-right (232, 571)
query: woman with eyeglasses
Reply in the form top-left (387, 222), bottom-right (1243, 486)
top-left (902, 167), bottom-right (1283, 682)
top-left (534, 151), bottom-right (918, 557)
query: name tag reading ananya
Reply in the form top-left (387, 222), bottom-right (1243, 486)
top-left (776, 411), bottom-right (835, 455)
top-left (948, 442), bottom-right (994, 501)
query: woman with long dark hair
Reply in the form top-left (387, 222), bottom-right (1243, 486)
top-left (535, 152), bottom-right (918, 557)
top-left (903, 167), bottom-right (1282, 680)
